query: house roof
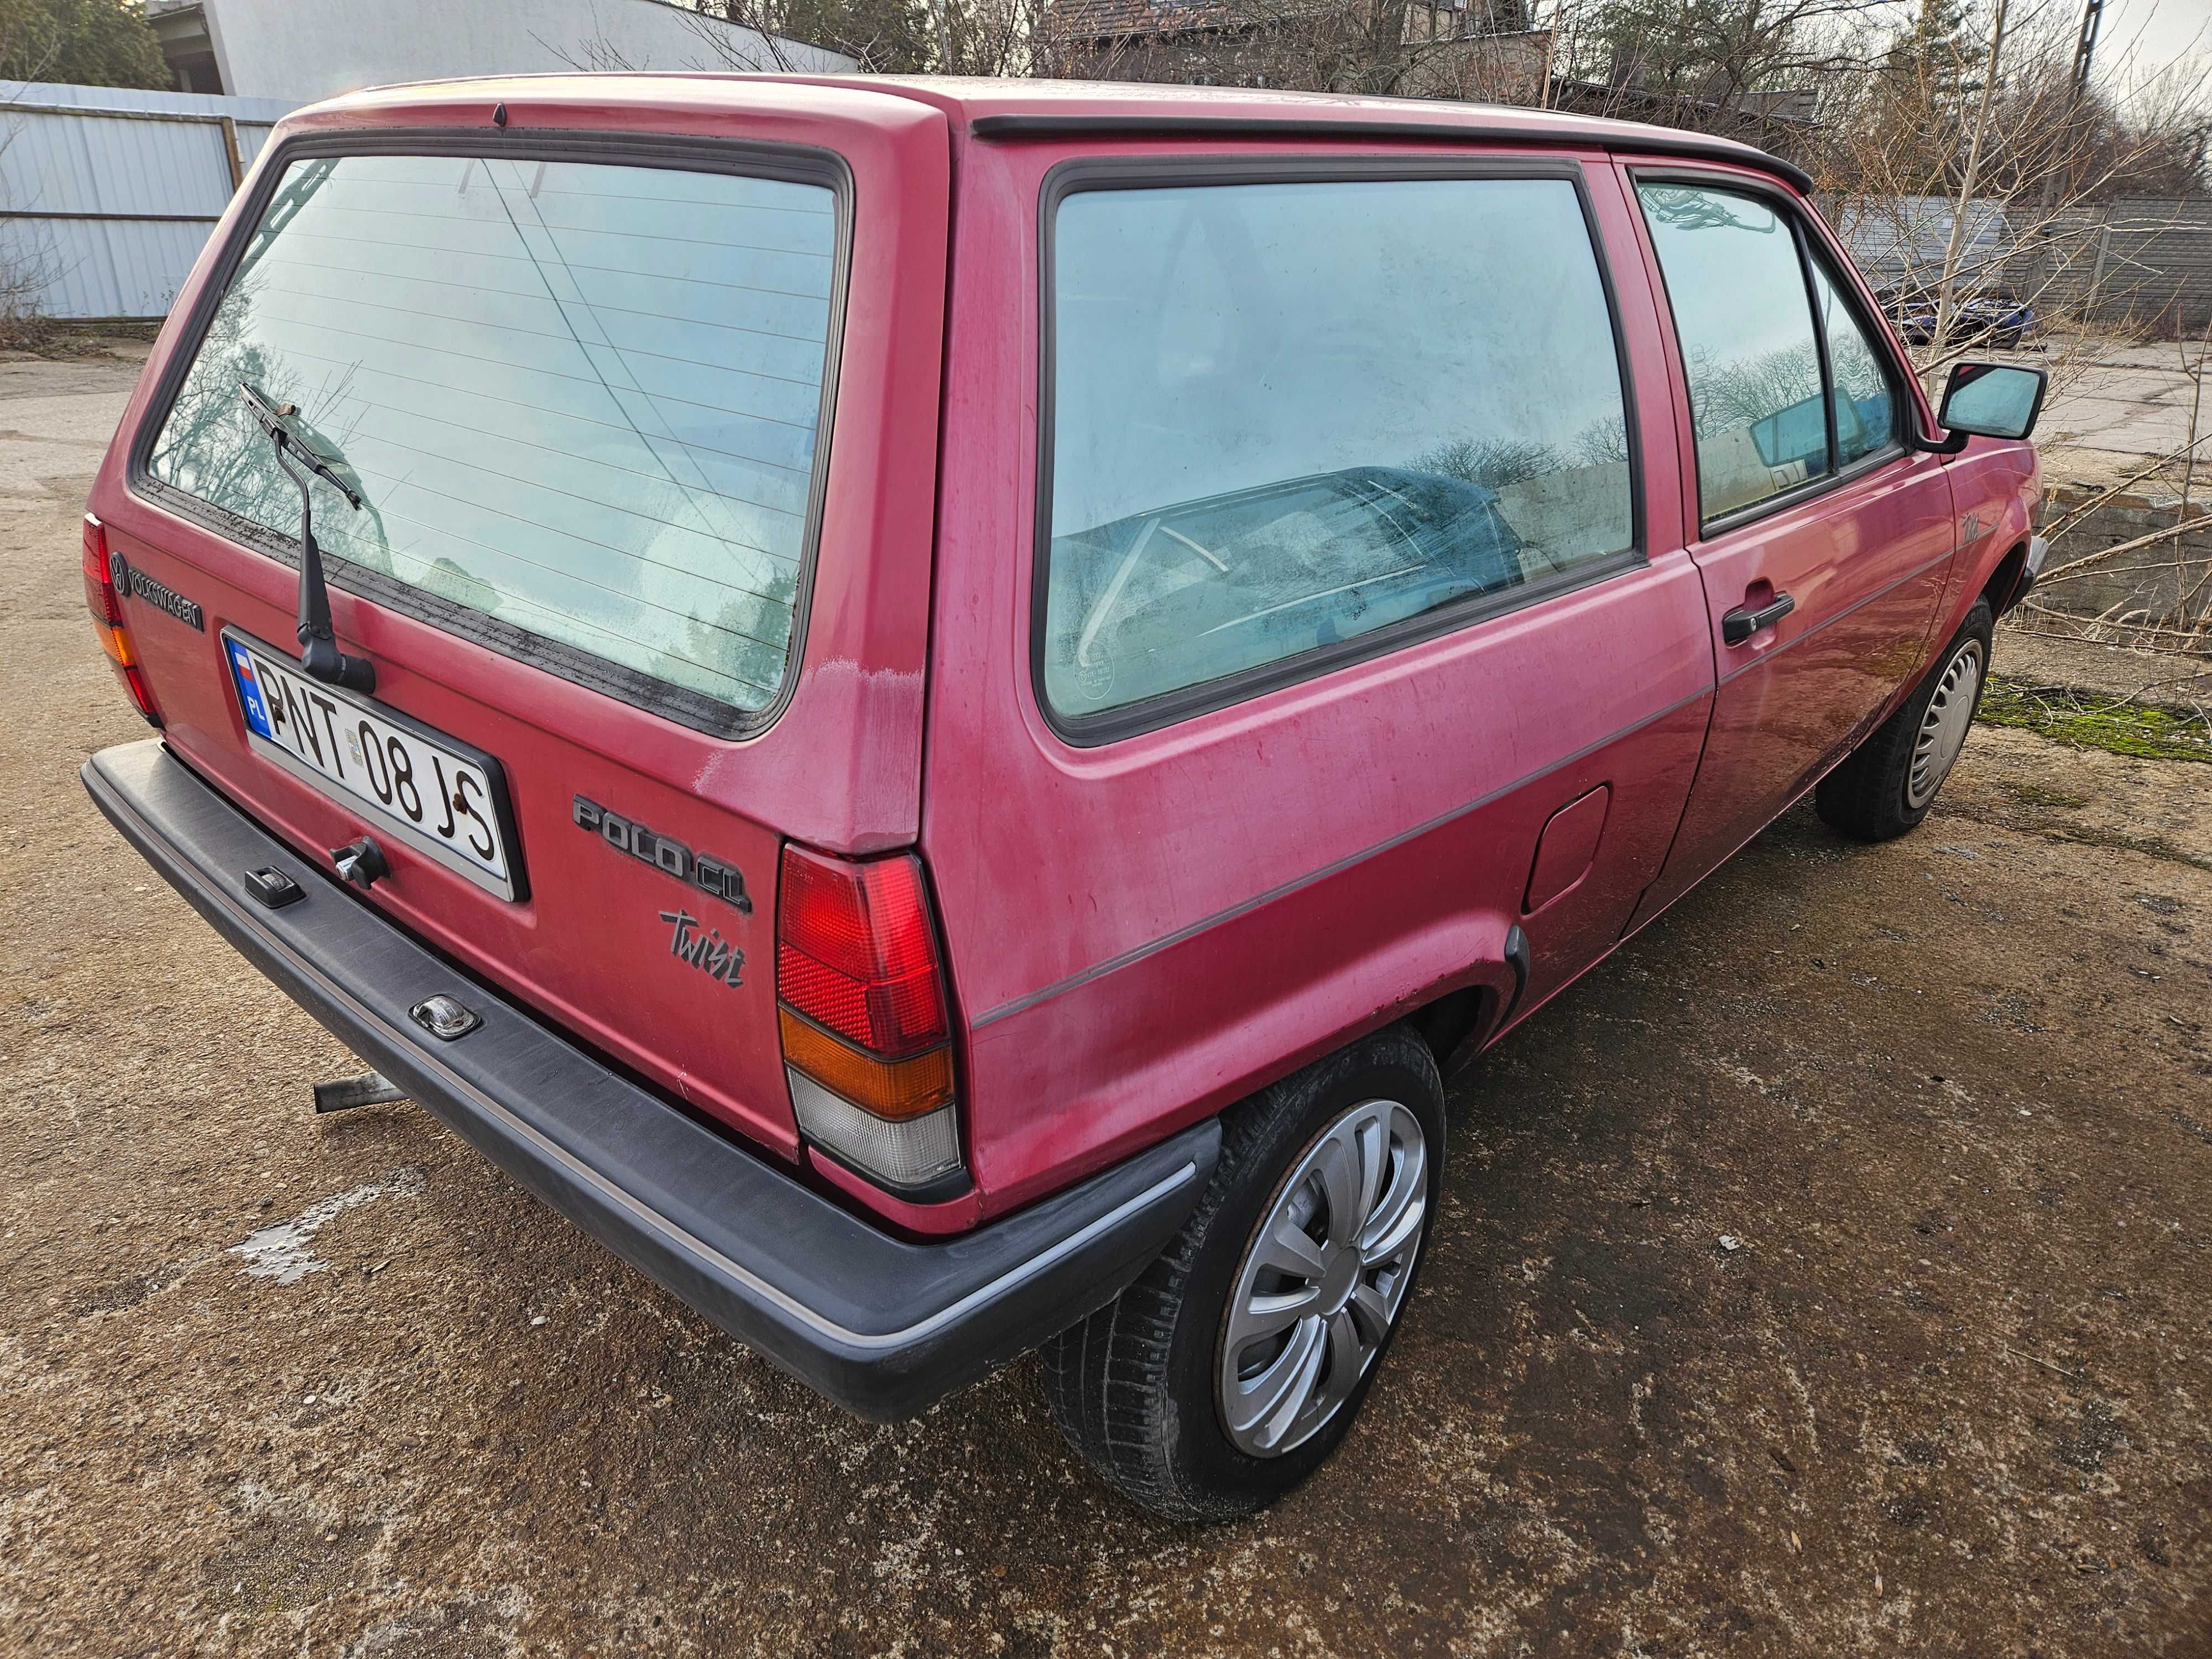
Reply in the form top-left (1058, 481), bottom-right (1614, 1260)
top-left (1044, 0), bottom-right (1243, 43)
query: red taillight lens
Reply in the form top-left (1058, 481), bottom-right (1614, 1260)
top-left (776, 844), bottom-right (963, 1193)
top-left (82, 515), bottom-right (160, 727)
top-left (82, 517), bottom-right (123, 630)
top-left (777, 847), bottom-right (948, 1059)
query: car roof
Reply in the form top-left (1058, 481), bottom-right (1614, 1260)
top-left (306, 73), bottom-right (1812, 193)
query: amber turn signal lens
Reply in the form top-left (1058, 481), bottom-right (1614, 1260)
top-left (778, 1007), bottom-right (952, 1121)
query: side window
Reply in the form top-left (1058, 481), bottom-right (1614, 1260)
top-left (1810, 259), bottom-right (1898, 466)
top-left (1636, 184), bottom-right (1829, 520)
top-left (1042, 175), bottom-right (1636, 726)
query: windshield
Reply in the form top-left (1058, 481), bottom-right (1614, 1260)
top-left (144, 152), bottom-right (841, 719)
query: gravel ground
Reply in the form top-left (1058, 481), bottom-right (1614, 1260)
top-left (4, 356), bottom-right (2210, 1657)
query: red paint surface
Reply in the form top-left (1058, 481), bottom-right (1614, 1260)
top-left (92, 78), bottom-right (2042, 1235)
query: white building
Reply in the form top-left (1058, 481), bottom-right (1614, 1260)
top-left (146, 0), bottom-right (849, 103)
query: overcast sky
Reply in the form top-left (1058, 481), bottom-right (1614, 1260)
top-left (2087, 0), bottom-right (2211, 99)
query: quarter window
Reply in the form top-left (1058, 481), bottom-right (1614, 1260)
top-left (1637, 182), bottom-right (1900, 524)
top-left (1042, 175), bottom-right (1636, 725)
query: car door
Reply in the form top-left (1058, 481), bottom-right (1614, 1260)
top-left (1621, 170), bottom-right (1955, 928)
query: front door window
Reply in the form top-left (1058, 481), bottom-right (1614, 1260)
top-left (1637, 183), bottom-right (1901, 525)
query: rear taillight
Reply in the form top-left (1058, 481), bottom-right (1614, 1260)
top-left (777, 845), bottom-right (963, 1194)
top-left (82, 515), bottom-right (160, 727)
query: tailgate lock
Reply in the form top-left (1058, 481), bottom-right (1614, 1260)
top-left (409, 995), bottom-right (481, 1041)
top-left (330, 836), bottom-right (390, 892)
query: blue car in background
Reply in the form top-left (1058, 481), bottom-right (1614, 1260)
top-left (1882, 283), bottom-right (2036, 349)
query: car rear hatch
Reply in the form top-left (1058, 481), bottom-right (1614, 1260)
top-left (86, 78), bottom-right (950, 1166)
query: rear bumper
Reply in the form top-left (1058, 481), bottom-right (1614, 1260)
top-left (83, 740), bottom-right (1217, 1421)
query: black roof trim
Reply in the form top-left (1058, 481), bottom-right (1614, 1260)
top-left (967, 111), bottom-right (1813, 194)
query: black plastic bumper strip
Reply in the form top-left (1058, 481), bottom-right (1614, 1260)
top-left (82, 741), bottom-right (1218, 1421)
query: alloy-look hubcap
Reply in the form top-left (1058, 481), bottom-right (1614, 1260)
top-left (1908, 638), bottom-right (1984, 809)
top-left (1218, 1099), bottom-right (1429, 1458)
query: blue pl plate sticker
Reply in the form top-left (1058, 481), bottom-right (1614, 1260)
top-left (228, 639), bottom-right (275, 740)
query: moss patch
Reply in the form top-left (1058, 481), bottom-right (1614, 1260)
top-left (1978, 680), bottom-right (2212, 765)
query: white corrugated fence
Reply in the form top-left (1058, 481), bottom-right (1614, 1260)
top-left (1, 80), bottom-right (299, 321)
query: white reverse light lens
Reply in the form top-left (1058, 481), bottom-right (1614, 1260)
top-left (788, 1067), bottom-right (962, 1192)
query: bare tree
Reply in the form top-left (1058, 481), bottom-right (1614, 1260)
top-left (1814, 0), bottom-right (2212, 364)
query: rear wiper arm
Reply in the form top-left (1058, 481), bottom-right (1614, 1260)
top-left (238, 380), bottom-right (375, 693)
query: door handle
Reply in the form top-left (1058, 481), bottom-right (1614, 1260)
top-left (1721, 592), bottom-right (1795, 645)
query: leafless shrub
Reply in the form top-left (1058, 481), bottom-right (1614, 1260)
top-left (0, 81), bottom-right (66, 352)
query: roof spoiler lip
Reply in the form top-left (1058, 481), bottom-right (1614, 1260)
top-left (965, 111), bottom-right (1814, 195)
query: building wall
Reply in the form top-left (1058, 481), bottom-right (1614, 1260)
top-left (195, 0), bottom-right (849, 103)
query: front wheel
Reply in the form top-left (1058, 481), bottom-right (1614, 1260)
top-left (1816, 597), bottom-right (1993, 842)
top-left (1041, 1025), bottom-right (1444, 1521)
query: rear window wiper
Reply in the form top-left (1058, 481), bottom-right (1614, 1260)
top-left (238, 380), bottom-right (375, 693)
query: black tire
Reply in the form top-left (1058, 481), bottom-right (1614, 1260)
top-left (1041, 1024), bottom-right (1445, 1522)
top-left (1815, 597), bottom-right (1994, 842)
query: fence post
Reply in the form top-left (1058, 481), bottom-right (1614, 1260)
top-left (217, 116), bottom-right (243, 189)
top-left (2089, 212), bottom-right (2112, 321)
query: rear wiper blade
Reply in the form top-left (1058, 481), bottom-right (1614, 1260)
top-left (238, 380), bottom-right (375, 693)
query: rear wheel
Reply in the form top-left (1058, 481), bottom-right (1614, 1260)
top-left (1041, 1025), bottom-right (1444, 1521)
top-left (1816, 597), bottom-right (1993, 842)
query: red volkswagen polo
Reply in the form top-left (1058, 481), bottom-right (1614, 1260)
top-left (81, 75), bottom-right (2047, 1519)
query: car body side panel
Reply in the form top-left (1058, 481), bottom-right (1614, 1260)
top-left (1928, 438), bottom-right (2043, 633)
top-left (921, 138), bottom-right (1715, 1216)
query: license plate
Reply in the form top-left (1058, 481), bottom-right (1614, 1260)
top-left (223, 629), bottom-right (524, 901)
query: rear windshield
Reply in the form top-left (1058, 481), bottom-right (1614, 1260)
top-left (144, 152), bottom-right (841, 720)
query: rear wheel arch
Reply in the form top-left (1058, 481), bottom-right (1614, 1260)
top-left (1408, 983), bottom-right (1490, 1077)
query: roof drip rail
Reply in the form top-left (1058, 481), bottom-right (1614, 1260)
top-left (965, 112), bottom-right (1815, 195)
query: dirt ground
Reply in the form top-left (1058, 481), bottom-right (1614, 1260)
top-left (4, 357), bottom-right (2210, 1658)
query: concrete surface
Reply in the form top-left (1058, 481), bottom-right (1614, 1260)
top-left (4, 356), bottom-right (2211, 1657)
top-left (0, 349), bottom-right (144, 498)
top-left (2037, 340), bottom-right (2212, 468)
